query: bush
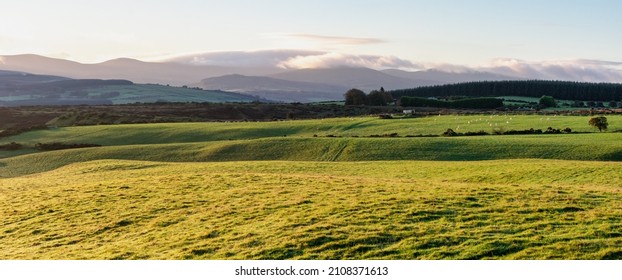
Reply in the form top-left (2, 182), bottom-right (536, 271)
top-left (544, 127), bottom-right (562, 134)
top-left (502, 128), bottom-right (570, 135)
top-left (400, 97), bottom-right (503, 109)
top-left (492, 127), bottom-right (505, 135)
top-left (35, 142), bottom-right (101, 151)
top-left (539, 95), bottom-right (557, 108)
top-left (400, 97), bottom-right (447, 107)
top-left (442, 128), bottom-right (459, 136)
top-left (503, 128), bottom-right (539, 135)
top-left (452, 98), bottom-right (504, 109)
top-left (463, 130), bottom-right (489, 136)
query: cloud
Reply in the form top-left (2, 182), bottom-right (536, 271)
top-left (163, 49), bottom-right (622, 82)
top-left (483, 58), bottom-right (622, 82)
top-left (164, 50), bottom-right (323, 67)
top-left (277, 52), bottom-right (419, 70)
top-left (417, 63), bottom-right (476, 73)
top-left (165, 50), bottom-right (418, 70)
top-left (284, 34), bottom-right (385, 46)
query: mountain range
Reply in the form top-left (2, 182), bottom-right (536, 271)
top-left (0, 54), bottom-right (526, 103)
top-left (4, 52), bottom-right (620, 103)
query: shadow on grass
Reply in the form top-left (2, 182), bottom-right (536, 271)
top-left (406, 209), bottom-right (456, 222)
top-left (601, 250), bottom-right (622, 260)
top-left (463, 240), bottom-right (526, 259)
top-left (601, 150), bottom-right (622, 161)
top-left (257, 245), bottom-right (304, 260)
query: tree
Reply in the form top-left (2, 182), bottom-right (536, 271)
top-left (588, 116), bottom-right (608, 132)
top-left (367, 90), bottom-right (387, 106)
top-left (539, 95), bottom-right (557, 108)
top-left (344, 88), bottom-right (367, 105)
top-left (380, 87), bottom-right (394, 104)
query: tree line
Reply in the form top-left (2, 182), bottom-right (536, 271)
top-left (400, 96), bottom-right (503, 109)
top-left (345, 88), bottom-right (393, 106)
top-left (389, 80), bottom-right (622, 101)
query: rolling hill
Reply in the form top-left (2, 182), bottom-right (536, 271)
top-left (0, 70), bottom-right (263, 106)
top-left (1, 115), bottom-right (622, 259)
top-left (196, 74), bottom-right (348, 102)
top-left (0, 70), bottom-right (70, 86)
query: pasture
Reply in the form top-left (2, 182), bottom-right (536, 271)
top-left (1, 160), bottom-right (622, 259)
top-left (1, 114), bottom-right (621, 259)
top-left (4, 114), bottom-right (622, 146)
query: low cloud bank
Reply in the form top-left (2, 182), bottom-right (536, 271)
top-left (166, 50), bottom-right (622, 82)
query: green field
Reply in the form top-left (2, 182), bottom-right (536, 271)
top-left (93, 84), bottom-right (257, 104)
top-left (7, 114), bottom-right (622, 145)
top-left (1, 114), bottom-right (621, 259)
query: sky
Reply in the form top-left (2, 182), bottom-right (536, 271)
top-left (1, 0), bottom-right (622, 69)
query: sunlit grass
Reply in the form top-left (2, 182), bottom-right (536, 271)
top-left (1, 114), bottom-right (621, 259)
top-left (1, 159), bottom-right (621, 259)
top-left (3, 115), bottom-right (621, 148)
top-left (1, 133), bottom-right (621, 178)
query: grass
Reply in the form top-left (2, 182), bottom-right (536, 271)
top-left (1, 134), bottom-right (622, 178)
top-left (1, 159), bottom-right (622, 259)
top-left (1, 114), bottom-right (621, 177)
top-left (97, 84), bottom-right (257, 104)
top-left (3, 115), bottom-right (622, 146)
top-left (1, 114), bottom-right (621, 259)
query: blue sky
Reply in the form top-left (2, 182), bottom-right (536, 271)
top-left (1, 0), bottom-right (621, 66)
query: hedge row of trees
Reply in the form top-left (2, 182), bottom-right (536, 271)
top-left (400, 96), bottom-right (504, 109)
top-left (345, 88), bottom-right (393, 106)
top-left (390, 80), bottom-right (622, 101)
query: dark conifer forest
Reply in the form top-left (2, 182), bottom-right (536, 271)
top-left (390, 80), bottom-right (622, 101)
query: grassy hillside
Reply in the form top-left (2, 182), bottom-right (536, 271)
top-left (1, 159), bottom-right (622, 259)
top-left (1, 114), bottom-right (621, 177)
top-left (85, 84), bottom-right (259, 104)
top-left (1, 114), bottom-right (621, 259)
top-left (0, 83), bottom-right (260, 106)
top-left (5, 115), bottom-right (622, 146)
top-left (2, 133), bottom-right (622, 177)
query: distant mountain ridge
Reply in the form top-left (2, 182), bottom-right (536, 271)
top-left (0, 54), bottom-right (278, 86)
top-left (196, 74), bottom-right (349, 102)
top-left (269, 67), bottom-right (435, 91)
top-left (381, 69), bottom-right (519, 85)
top-left (1, 54), bottom-right (528, 103)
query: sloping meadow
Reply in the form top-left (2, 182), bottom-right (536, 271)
top-left (1, 159), bottom-right (622, 259)
top-left (1, 115), bottom-right (622, 259)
